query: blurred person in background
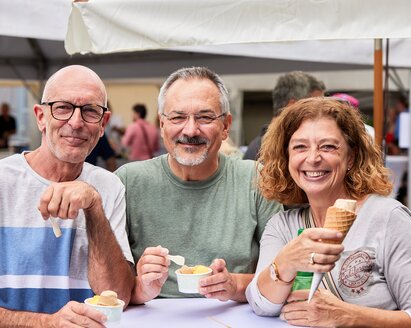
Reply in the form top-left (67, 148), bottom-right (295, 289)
top-left (0, 102), bottom-right (17, 149)
top-left (105, 101), bottom-right (125, 157)
top-left (219, 136), bottom-right (243, 158)
top-left (86, 132), bottom-right (117, 172)
top-left (332, 93), bottom-right (375, 140)
top-left (386, 93), bottom-right (408, 155)
top-left (243, 71), bottom-right (325, 160)
top-left (122, 103), bottom-right (160, 161)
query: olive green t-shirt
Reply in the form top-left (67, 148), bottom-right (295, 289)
top-left (115, 154), bottom-right (282, 298)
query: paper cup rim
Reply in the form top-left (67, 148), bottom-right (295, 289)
top-left (84, 297), bottom-right (125, 309)
top-left (175, 267), bottom-right (212, 276)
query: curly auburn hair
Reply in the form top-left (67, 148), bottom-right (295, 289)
top-left (258, 97), bottom-right (392, 205)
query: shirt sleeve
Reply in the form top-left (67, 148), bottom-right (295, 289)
top-left (106, 178), bottom-right (134, 264)
top-left (253, 165), bottom-right (284, 241)
top-left (246, 271), bottom-right (284, 316)
top-left (246, 212), bottom-right (291, 316)
top-left (384, 206), bottom-right (411, 315)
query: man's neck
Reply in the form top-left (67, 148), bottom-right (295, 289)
top-left (167, 155), bottom-right (219, 181)
top-left (25, 148), bottom-right (83, 182)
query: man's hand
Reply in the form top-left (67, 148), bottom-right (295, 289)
top-left (38, 181), bottom-right (101, 220)
top-left (198, 259), bottom-right (240, 302)
top-left (48, 301), bottom-right (107, 327)
top-left (132, 246), bottom-right (170, 304)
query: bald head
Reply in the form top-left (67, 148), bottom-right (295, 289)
top-left (42, 65), bottom-right (107, 106)
top-left (34, 65), bottom-right (109, 165)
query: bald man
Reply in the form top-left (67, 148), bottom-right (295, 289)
top-left (0, 65), bottom-right (134, 326)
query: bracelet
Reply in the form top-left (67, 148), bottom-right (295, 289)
top-left (270, 262), bottom-right (295, 285)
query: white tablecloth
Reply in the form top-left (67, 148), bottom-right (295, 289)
top-left (117, 298), bottom-right (292, 327)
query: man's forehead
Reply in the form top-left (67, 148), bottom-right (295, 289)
top-left (44, 80), bottom-right (105, 104)
top-left (43, 67), bottom-right (106, 103)
top-left (167, 78), bottom-right (218, 95)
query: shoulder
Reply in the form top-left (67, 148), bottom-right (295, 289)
top-left (364, 194), bottom-right (406, 212)
top-left (0, 153), bottom-right (25, 172)
top-left (81, 163), bottom-right (124, 190)
top-left (267, 207), bottom-right (301, 227)
top-left (115, 156), bottom-right (163, 181)
top-left (361, 194), bottom-right (411, 223)
top-left (263, 207), bottom-right (302, 239)
top-left (224, 155), bottom-right (257, 173)
top-left (221, 156), bottom-right (259, 185)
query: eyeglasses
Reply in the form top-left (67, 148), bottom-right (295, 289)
top-left (161, 112), bottom-right (226, 125)
top-left (41, 101), bottom-right (107, 123)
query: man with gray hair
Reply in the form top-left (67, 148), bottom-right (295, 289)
top-left (243, 71), bottom-right (325, 160)
top-left (115, 66), bottom-right (282, 304)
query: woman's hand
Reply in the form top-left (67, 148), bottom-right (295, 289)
top-left (281, 289), bottom-right (351, 327)
top-left (275, 228), bottom-right (344, 280)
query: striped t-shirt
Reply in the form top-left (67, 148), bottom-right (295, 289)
top-left (0, 153), bottom-right (133, 313)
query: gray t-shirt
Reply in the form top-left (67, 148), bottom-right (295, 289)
top-left (115, 153), bottom-right (283, 298)
top-left (246, 194), bottom-right (411, 317)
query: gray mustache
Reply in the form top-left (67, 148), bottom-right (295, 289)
top-left (176, 136), bottom-right (208, 145)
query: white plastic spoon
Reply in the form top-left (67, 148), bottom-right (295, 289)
top-left (168, 255), bottom-right (185, 266)
top-left (50, 217), bottom-right (62, 238)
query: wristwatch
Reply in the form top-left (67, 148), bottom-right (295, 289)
top-left (269, 262), bottom-right (294, 285)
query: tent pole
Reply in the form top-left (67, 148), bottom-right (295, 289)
top-left (374, 39), bottom-right (383, 148)
top-left (407, 70), bottom-right (411, 207)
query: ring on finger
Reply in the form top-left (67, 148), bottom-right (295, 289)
top-left (309, 252), bottom-right (316, 265)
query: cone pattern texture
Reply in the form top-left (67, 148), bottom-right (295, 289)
top-left (323, 206), bottom-right (356, 244)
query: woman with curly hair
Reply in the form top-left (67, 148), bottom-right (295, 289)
top-left (246, 97), bottom-right (411, 327)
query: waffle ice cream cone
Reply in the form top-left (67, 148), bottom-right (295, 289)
top-left (323, 205), bottom-right (356, 244)
top-left (308, 199), bottom-right (357, 302)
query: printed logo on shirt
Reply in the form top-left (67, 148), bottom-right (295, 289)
top-left (338, 247), bottom-right (375, 298)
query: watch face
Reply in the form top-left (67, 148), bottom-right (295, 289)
top-left (270, 263), bottom-right (277, 281)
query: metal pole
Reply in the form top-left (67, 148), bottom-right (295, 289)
top-left (374, 39), bottom-right (384, 148)
top-left (407, 70), bottom-right (411, 207)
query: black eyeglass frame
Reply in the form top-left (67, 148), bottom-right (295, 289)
top-left (41, 101), bottom-right (108, 123)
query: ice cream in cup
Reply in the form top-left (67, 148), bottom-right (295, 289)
top-left (175, 265), bottom-right (212, 293)
top-left (84, 290), bottom-right (125, 325)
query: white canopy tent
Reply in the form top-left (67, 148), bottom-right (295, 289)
top-left (0, 1), bottom-right (376, 84)
top-left (0, 0), bottom-right (381, 151)
top-left (64, 0), bottom-right (411, 141)
top-left (0, 0), bottom-right (70, 40)
top-left (64, 0), bottom-right (411, 203)
top-left (2, 0), bottom-right (411, 200)
top-left (66, 0), bottom-right (411, 55)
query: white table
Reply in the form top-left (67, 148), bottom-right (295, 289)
top-left (117, 298), bottom-right (292, 327)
